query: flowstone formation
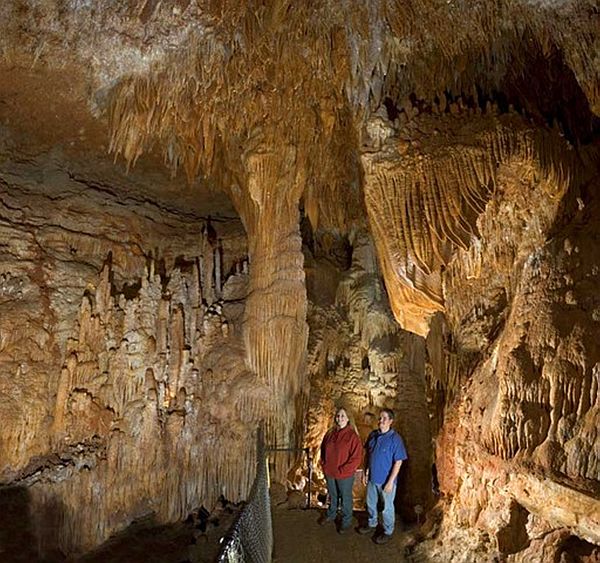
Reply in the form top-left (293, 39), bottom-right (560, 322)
top-left (418, 132), bottom-right (600, 560)
top-left (0, 158), bottom-right (258, 553)
top-left (0, 0), bottom-right (599, 560)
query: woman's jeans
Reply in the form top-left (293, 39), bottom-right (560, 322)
top-left (325, 475), bottom-right (355, 527)
top-left (366, 481), bottom-right (397, 535)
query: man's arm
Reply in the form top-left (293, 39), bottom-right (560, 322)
top-left (383, 460), bottom-right (402, 493)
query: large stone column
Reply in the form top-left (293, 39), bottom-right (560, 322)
top-left (227, 144), bottom-right (308, 477)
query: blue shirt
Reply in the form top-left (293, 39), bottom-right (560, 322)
top-left (366, 429), bottom-right (407, 485)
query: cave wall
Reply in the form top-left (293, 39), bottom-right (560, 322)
top-left (0, 157), bottom-right (262, 554)
top-left (0, 2), bottom-right (599, 560)
top-left (416, 133), bottom-right (600, 559)
top-left (420, 203), bottom-right (600, 559)
top-left (337, 62), bottom-right (600, 560)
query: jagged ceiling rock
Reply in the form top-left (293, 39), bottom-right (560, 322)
top-left (1, 0), bottom-right (598, 333)
top-left (1, 1), bottom-right (598, 174)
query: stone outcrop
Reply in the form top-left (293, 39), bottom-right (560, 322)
top-left (419, 133), bottom-right (600, 559)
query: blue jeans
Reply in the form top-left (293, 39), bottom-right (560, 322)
top-left (366, 481), bottom-right (397, 535)
top-left (325, 475), bottom-right (355, 527)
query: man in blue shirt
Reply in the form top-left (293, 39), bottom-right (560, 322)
top-left (357, 408), bottom-right (407, 544)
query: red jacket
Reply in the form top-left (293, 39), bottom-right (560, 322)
top-left (320, 425), bottom-right (363, 479)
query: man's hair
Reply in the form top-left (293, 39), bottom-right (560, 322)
top-left (380, 408), bottom-right (395, 420)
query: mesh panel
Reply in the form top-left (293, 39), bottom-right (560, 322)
top-left (215, 428), bottom-right (272, 563)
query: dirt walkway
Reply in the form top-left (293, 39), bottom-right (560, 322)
top-left (273, 507), bottom-right (408, 562)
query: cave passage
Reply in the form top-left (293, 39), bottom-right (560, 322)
top-left (1, 2), bottom-right (599, 562)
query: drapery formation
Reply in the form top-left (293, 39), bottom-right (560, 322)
top-left (362, 112), bottom-right (578, 335)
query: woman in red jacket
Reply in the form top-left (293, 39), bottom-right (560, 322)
top-left (319, 407), bottom-right (363, 533)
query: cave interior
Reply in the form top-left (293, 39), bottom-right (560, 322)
top-left (0, 1), bottom-right (599, 561)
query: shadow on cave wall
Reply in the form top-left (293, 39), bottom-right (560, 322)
top-left (500, 34), bottom-right (600, 240)
top-left (0, 486), bottom-right (36, 562)
top-left (0, 486), bottom-right (65, 563)
top-left (77, 502), bottom-right (237, 563)
top-left (0, 486), bottom-right (230, 562)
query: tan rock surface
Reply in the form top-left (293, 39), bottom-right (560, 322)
top-left (0, 157), bottom-right (257, 552)
top-left (0, 1), bottom-right (599, 560)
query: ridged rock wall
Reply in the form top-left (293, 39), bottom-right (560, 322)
top-left (416, 134), bottom-right (600, 559)
top-left (0, 158), bottom-right (262, 555)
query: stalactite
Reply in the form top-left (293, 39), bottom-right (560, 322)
top-left (0, 209), bottom-right (259, 554)
top-left (363, 113), bottom-right (580, 336)
top-left (201, 225), bottom-right (216, 306)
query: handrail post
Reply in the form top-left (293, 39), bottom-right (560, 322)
top-left (305, 447), bottom-right (312, 510)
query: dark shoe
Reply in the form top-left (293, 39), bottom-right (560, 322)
top-left (357, 525), bottom-right (376, 535)
top-left (318, 516), bottom-right (334, 526)
top-left (338, 524), bottom-right (352, 534)
top-left (374, 533), bottom-right (392, 544)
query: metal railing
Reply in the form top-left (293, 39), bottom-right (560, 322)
top-left (215, 428), bottom-right (272, 563)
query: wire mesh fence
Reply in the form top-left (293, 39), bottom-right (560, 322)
top-left (215, 427), bottom-right (272, 563)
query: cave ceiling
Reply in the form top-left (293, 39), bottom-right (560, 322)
top-left (1, 0), bottom-right (599, 334)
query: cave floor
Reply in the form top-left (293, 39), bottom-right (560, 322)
top-left (0, 486), bottom-right (412, 562)
top-left (273, 507), bottom-right (409, 562)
